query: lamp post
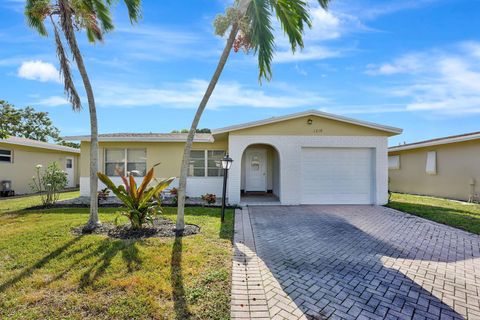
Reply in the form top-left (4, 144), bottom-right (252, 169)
top-left (220, 154), bottom-right (233, 222)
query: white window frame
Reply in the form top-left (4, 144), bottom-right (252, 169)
top-left (388, 155), bottom-right (400, 170)
top-left (426, 151), bottom-right (436, 175)
top-left (189, 149), bottom-right (226, 177)
top-left (0, 149), bottom-right (13, 163)
top-left (104, 148), bottom-right (146, 177)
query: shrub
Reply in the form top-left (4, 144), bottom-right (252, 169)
top-left (30, 162), bottom-right (68, 207)
top-left (202, 193), bottom-right (217, 205)
top-left (97, 166), bottom-right (174, 230)
top-left (170, 187), bottom-right (178, 205)
top-left (98, 188), bottom-right (110, 202)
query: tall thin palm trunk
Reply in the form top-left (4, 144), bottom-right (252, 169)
top-left (59, 0), bottom-right (99, 229)
top-left (176, 24), bottom-right (239, 232)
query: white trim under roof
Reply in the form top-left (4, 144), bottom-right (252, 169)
top-left (389, 131), bottom-right (480, 152)
top-left (212, 109), bottom-right (403, 135)
top-left (0, 136), bottom-right (80, 153)
top-left (64, 133), bottom-right (214, 143)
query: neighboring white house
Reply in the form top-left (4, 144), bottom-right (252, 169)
top-left (66, 110), bottom-right (402, 205)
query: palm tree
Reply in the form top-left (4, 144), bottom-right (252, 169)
top-left (25, 0), bottom-right (141, 231)
top-left (176, 0), bottom-right (331, 231)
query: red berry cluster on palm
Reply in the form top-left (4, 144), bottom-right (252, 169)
top-left (233, 33), bottom-right (251, 53)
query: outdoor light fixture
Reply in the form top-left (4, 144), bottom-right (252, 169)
top-left (221, 155), bottom-right (233, 170)
top-left (221, 154), bottom-right (233, 222)
top-left (307, 118), bottom-right (313, 125)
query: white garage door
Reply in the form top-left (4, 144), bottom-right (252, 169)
top-left (301, 148), bottom-right (374, 204)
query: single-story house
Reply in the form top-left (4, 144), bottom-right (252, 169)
top-left (66, 110), bottom-right (402, 205)
top-left (388, 131), bottom-right (480, 202)
top-left (0, 136), bottom-right (80, 195)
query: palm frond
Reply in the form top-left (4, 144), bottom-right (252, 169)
top-left (91, 0), bottom-right (114, 32)
top-left (317, 0), bottom-right (330, 10)
top-left (51, 16), bottom-right (82, 111)
top-left (122, 0), bottom-right (142, 23)
top-left (247, 0), bottom-right (275, 81)
top-left (270, 0), bottom-right (311, 52)
top-left (25, 0), bottom-right (50, 36)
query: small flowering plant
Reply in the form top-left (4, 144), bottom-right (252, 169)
top-left (202, 193), bottom-right (217, 205)
top-left (30, 162), bottom-right (68, 207)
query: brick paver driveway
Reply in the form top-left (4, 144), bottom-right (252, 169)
top-left (231, 205), bottom-right (480, 320)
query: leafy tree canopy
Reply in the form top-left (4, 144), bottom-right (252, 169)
top-left (0, 100), bottom-right (79, 148)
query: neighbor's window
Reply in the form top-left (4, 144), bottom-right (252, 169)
top-left (388, 155), bottom-right (400, 170)
top-left (105, 149), bottom-right (146, 177)
top-left (0, 149), bottom-right (12, 163)
top-left (188, 150), bottom-right (226, 177)
top-left (426, 151), bottom-right (436, 175)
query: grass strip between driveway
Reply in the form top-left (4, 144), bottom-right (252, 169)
top-left (387, 192), bottom-right (480, 235)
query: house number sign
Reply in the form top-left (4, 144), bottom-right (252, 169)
top-left (313, 128), bottom-right (323, 134)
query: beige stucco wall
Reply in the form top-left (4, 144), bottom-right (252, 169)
top-left (80, 139), bottom-right (228, 178)
top-left (0, 143), bottom-right (79, 195)
top-left (388, 139), bottom-right (480, 201)
top-left (229, 115), bottom-right (394, 136)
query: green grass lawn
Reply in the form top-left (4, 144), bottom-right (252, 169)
top-left (387, 193), bottom-right (480, 234)
top-left (0, 190), bottom-right (80, 215)
top-left (0, 201), bottom-right (234, 319)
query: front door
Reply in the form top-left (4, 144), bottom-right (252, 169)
top-left (65, 157), bottom-right (75, 188)
top-left (245, 148), bottom-right (267, 192)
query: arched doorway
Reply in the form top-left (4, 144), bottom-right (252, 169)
top-left (240, 143), bottom-right (280, 204)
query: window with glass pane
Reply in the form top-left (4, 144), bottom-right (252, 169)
top-left (189, 150), bottom-right (205, 176)
top-left (207, 150), bottom-right (225, 176)
top-left (127, 149), bottom-right (147, 176)
top-left (0, 149), bottom-right (12, 163)
top-left (105, 149), bottom-right (125, 176)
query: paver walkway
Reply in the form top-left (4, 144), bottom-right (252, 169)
top-left (231, 205), bottom-right (480, 319)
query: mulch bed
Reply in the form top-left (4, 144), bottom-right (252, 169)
top-left (72, 217), bottom-right (200, 239)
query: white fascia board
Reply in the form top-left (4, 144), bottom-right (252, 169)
top-left (213, 109), bottom-right (402, 135)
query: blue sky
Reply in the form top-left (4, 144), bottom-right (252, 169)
top-left (1, 0), bottom-right (479, 146)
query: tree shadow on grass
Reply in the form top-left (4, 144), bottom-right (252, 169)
top-left (79, 239), bottom-right (142, 289)
top-left (171, 231), bottom-right (191, 319)
top-left (0, 236), bottom-right (83, 293)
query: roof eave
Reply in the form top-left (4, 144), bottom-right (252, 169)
top-left (64, 136), bottom-right (215, 143)
top-left (389, 134), bottom-right (480, 152)
top-left (1, 140), bottom-right (80, 154)
top-left (212, 109), bottom-right (403, 135)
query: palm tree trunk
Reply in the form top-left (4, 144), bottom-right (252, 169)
top-left (60, 2), bottom-right (100, 230)
top-left (176, 24), bottom-right (239, 232)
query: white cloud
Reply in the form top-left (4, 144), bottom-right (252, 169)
top-left (365, 53), bottom-right (427, 75)
top-left (366, 42), bottom-right (480, 115)
top-left (35, 96), bottom-right (69, 106)
top-left (94, 79), bottom-right (326, 109)
top-left (17, 60), bottom-right (61, 83)
top-left (275, 46), bottom-right (341, 63)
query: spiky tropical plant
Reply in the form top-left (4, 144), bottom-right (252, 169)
top-left (98, 166), bottom-right (175, 230)
top-left (176, 0), bottom-right (331, 231)
top-left (25, 0), bottom-right (141, 231)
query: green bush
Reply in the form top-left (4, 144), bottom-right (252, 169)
top-left (30, 162), bottom-right (68, 207)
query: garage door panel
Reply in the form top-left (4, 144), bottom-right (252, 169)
top-left (301, 148), bottom-right (373, 204)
